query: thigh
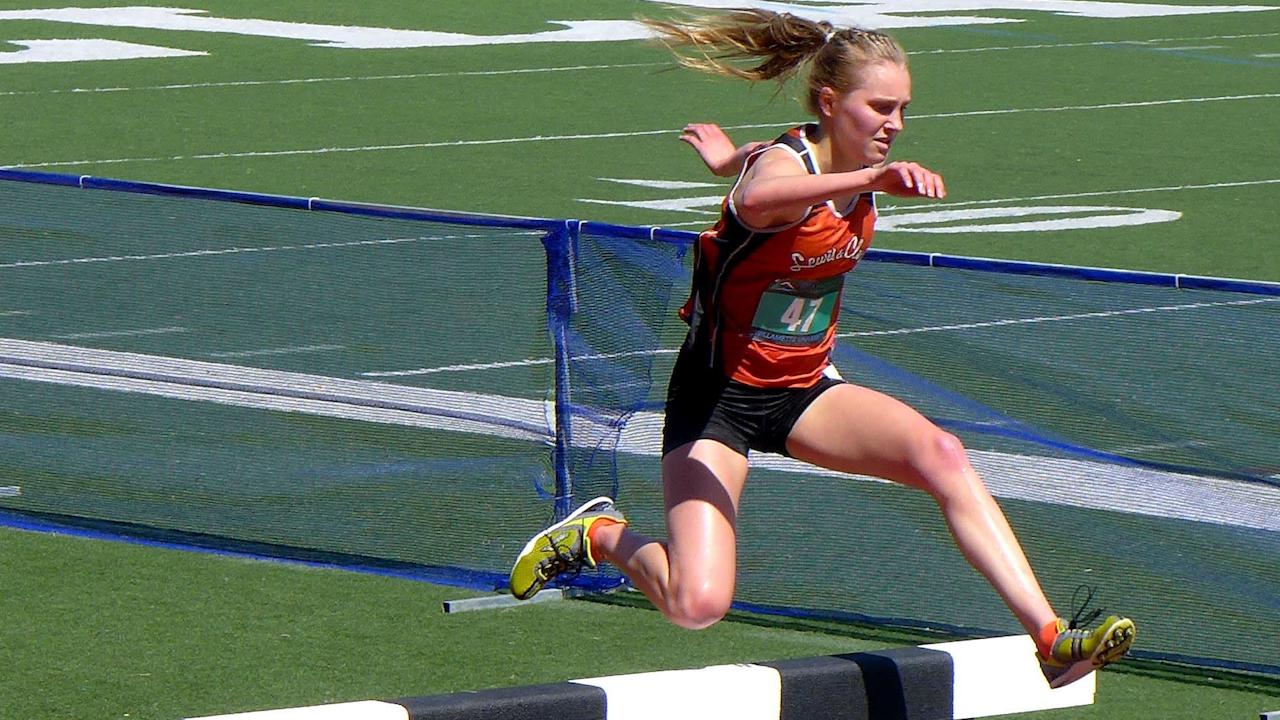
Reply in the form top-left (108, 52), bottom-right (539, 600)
top-left (661, 439), bottom-right (750, 590)
top-left (783, 382), bottom-right (944, 490)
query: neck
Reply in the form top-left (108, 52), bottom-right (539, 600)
top-left (809, 121), bottom-right (862, 174)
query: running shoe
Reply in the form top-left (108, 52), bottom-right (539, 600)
top-left (509, 497), bottom-right (626, 600)
top-left (1039, 614), bottom-right (1136, 688)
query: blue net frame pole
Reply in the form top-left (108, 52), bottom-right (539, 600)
top-left (543, 221), bottom-right (580, 521)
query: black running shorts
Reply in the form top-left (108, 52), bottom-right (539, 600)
top-left (661, 349), bottom-right (843, 458)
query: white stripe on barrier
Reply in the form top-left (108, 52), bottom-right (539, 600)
top-left (192, 700), bottom-right (409, 720)
top-left (572, 663), bottom-right (781, 720)
top-left (182, 636), bottom-right (1094, 719)
top-left (922, 635), bottom-right (1094, 718)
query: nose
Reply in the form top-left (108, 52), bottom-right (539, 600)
top-left (886, 108), bottom-right (905, 133)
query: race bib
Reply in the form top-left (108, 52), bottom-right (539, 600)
top-left (751, 276), bottom-right (843, 346)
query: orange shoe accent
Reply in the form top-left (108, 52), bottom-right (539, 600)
top-left (1037, 619), bottom-right (1062, 658)
top-left (586, 516), bottom-right (623, 547)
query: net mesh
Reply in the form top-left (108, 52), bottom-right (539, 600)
top-left (567, 224), bottom-right (1280, 674)
top-left (1, 175), bottom-right (1276, 673)
top-left (0, 178), bottom-right (560, 585)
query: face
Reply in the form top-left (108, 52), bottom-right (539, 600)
top-left (820, 60), bottom-right (912, 167)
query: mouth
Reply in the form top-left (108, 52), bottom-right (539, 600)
top-left (873, 138), bottom-right (891, 152)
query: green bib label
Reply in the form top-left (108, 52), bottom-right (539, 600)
top-left (751, 276), bottom-right (843, 346)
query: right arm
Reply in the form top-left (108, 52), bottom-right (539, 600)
top-left (733, 149), bottom-right (947, 228)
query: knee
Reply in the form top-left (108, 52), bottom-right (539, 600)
top-left (666, 585), bottom-right (733, 630)
top-left (913, 430), bottom-right (978, 494)
top-left (931, 430), bottom-right (970, 468)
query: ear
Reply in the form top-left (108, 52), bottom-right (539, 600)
top-left (817, 86), bottom-right (837, 119)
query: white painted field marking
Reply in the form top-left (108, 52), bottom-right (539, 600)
top-left (0, 310), bottom-right (32, 317)
top-left (916, 92), bottom-right (1280, 119)
top-left (0, 38), bottom-right (204, 64)
top-left (1151, 45), bottom-right (1227, 51)
top-left (1107, 439), bottom-right (1211, 454)
top-left (836, 297), bottom-right (1280, 339)
top-left (362, 348), bottom-right (665, 378)
top-left (49, 326), bottom-right (188, 340)
top-left (0, 63), bottom-right (666, 96)
top-left (592, 177), bottom-right (1280, 224)
top-left (2, 337), bottom-right (1276, 531)
top-left (0, 233), bottom-right (522, 270)
top-left (207, 344), bottom-right (344, 359)
top-left (8, 93), bottom-right (1277, 169)
top-left (362, 295), bottom-right (1280, 378)
top-left (362, 357), bottom-right (555, 377)
top-left (916, 31), bottom-right (1280, 54)
top-left (890, 178), bottom-right (1280, 210)
top-left (875, 205), bottom-right (1182, 233)
top-left (597, 178), bottom-right (721, 190)
top-left (3, 4), bottom-right (1274, 53)
top-left (0, 8), bottom-right (656, 48)
top-left (579, 196), bottom-right (724, 213)
top-left (3, 32), bottom-right (1275, 96)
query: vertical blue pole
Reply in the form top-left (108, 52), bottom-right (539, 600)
top-left (543, 221), bottom-right (579, 521)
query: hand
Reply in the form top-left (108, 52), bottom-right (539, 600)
top-left (870, 161), bottom-right (947, 199)
top-left (679, 123), bottom-right (765, 177)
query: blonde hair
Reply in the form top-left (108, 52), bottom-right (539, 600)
top-left (643, 10), bottom-right (907, 115)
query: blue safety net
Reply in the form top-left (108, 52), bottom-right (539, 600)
top-left (0, 170), bottom-right (1276, 675)
top-left (564, 222), bottom-right (1280, 676)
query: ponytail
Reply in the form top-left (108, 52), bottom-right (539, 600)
top-left (643, 10), bottom-right (907, 115)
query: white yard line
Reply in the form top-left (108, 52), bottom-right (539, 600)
top-left (362, 348), bottom-right (667, 378)
top-left (1, 337), bottom-right (1275, 531)
top-left (0, 62), bottom-right (667, 97)
top-left (49, 326), bottom-right (187, 340)
top-left (2, 32), bottom-right (1275, 98)
top-left (917, 32), bottom-right (1280, 54)
top-left (8, 93), bottom-right (1277, 169)
top-left (643, 177), bottom-right (1280, 226)
top-left (880, 178), bottom-right (1280, 211)
top-left (836, 297), bottom-right (1280, 339)
top-left (0, 233), bottom-right (506, 270)
top-left (207, 344), bottom-right (344, 358)
top-left (363, 295), bottom-right (1279, 377)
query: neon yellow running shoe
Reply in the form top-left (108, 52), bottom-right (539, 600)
top-left (1038, 614), bottom-right (1136, 688)
top-left (509, 497), bottom-right (627, 601)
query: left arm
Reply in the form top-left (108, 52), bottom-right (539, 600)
top-left (679, 123), bottom-right (767, 177)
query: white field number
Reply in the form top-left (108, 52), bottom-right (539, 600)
top-left (0, 2), bottom-right (1274, 62)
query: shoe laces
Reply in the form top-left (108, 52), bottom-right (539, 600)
top-left (535, 530), bottom-right (586, 583)
top-left (1066, 584), bottom-right (1105, 631)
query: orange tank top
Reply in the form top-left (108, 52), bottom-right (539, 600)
top-left (678, 124), bottom-right (876, 388)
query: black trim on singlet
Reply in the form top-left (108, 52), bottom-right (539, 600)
top-left (774, 127), bottom-right (820, 175)
top-left (687, 125), bottom-right (824, 372)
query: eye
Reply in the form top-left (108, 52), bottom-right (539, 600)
top-left (872, 102), bottom-right (895, 115)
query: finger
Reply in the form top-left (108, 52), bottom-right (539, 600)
top-left (691, 123), bottom-right (717, 140)
top-left (899, 166), bottom-right (915, 190)
top-left (918, 170), bottom-right (935, 197)
top-left (917, 169), bottom-right (938, 197)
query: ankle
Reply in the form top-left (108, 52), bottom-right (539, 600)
top-left (1036, 618), bottom-right (1062, 656)
top-left (586, 518), bottom-right (624, 558)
